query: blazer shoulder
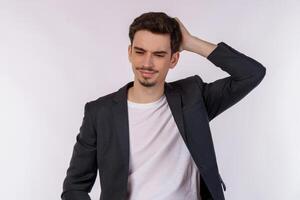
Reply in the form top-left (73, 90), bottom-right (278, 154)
top-left (169, 75), bottom-right (194, 88)
top-left (84, 91), bottom-right (117, 115)
top-left (169, 75), bottom-right (204, 95)
top-left (168, 75), bottom-right (205, 106)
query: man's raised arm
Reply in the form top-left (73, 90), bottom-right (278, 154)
top-left (175, 17), bottom-right (266, 121)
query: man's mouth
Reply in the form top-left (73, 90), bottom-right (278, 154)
top-left (139, 69), bottom-right (156, 78)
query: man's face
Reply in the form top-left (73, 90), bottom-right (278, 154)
top-left (128, 30), bottom-right (179, 88)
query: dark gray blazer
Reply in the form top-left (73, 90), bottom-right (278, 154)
top-left (61, 42), bottom-right (266, 200)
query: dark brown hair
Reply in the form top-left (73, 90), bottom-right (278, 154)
top-left (129, 12), bottom-right (182, 56)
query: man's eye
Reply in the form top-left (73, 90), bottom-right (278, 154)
top-left (135, 52), bottom-right (164, 57)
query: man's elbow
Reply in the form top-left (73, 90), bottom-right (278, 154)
top-left (257, 64), bottom-right (266, 81)
top-left (251, 64), bottom-right (266, 87)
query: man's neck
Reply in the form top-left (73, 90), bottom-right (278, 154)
top-left (127, 80), bottom-right (164, 104)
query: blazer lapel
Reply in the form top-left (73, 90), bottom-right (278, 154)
top-left (112, 80), bottom-right (188, 170)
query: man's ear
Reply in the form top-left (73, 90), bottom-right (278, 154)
top-left (128, 44), bottom-right (132, 63)
top-left (169, 51), bottom-right (180, 69)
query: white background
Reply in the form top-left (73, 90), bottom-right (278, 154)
top-left (1, 0), bottom-right (299, 199)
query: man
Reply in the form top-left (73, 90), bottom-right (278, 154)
top-left (61, 12), bottom-right (266, 200)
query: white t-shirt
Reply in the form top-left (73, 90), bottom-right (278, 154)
top-left (126, 94), bottom-right (201, 200)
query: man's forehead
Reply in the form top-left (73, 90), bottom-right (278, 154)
top-left (132, 30), bottom-right (171, 53)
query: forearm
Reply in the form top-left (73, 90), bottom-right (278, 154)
top-left (185, 36), bottom-right (217, 58)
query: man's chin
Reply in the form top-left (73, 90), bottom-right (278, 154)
top-left (138, 78), bottom-right (156, 88)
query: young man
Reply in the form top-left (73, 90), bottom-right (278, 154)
top-left (61, 12), bottom-right (266, 200)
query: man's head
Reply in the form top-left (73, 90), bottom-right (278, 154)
top-left (128, 12), bottom-right (182, 88)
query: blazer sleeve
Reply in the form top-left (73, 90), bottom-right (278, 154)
top-left (61, 102), bottom-right (98, 200)
top-left (194, 42), bottom-right (266, 121)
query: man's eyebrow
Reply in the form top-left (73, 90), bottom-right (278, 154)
top-left (133, 46), bottom-right (168, 54)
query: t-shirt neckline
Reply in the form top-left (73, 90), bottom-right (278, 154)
top-left (127, 94), bottom-right (165, 109)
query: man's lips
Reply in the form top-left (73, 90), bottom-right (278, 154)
top-left (139, 69), bottom-right (156, 74)
top-left (139, 69), bottom-right (156, 78)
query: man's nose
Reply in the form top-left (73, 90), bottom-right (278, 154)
top-left (143, 53), bottom-right (154, 67)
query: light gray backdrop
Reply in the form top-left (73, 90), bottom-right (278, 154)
top-left (1, 0), bottom-right (299, 199)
